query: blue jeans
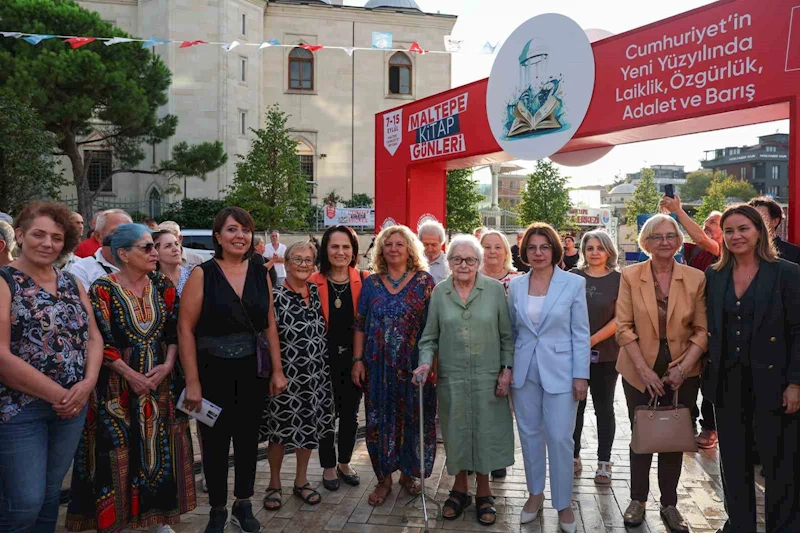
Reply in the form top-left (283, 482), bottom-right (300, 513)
top-left (0, 400), bottom-right (86, 533)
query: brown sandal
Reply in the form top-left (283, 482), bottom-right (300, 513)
top-left (368, 484), bottom-right (393, 506)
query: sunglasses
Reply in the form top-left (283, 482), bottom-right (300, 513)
top-left (128, 243), bottom-right (156, 254)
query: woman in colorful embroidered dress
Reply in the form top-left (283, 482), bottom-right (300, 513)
top-left (351, 225), bottom-right (436, 507)
top-left (0, 202), bottom-right (103, 533)
top-left (66, 224), bottom-right (195, 533)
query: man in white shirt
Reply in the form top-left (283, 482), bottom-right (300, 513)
top-left (264, 230), bottom-right (287, 285)
top-left (67, 209), bottom-right (132, 291)
top-left (157, 220), bottom-right (204, 268)
top-left (418, 221), bottom-right (449, 285)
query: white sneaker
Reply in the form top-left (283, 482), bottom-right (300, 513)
top-left (149, 525), bottom-right (176, 533)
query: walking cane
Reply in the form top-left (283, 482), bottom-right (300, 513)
top-left (403, 372), bottom-right (442, 532)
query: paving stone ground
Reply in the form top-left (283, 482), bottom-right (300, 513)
top-left (56, 378), bottom-right (766, 532)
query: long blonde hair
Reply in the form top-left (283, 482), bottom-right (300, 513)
top-left (713, 204), bottom-right (777, 271)
top-left (370, 225), bottom-right (428, 275)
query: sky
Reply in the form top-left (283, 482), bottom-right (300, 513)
top-left (350, 0), bottom-right (789, 187)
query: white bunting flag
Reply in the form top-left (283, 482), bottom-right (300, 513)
top-left (104, 37), bottom-right (136, 46)
top-left (444, 35), bottom-right (463, 52)
top-left (222, 40), bottom-right (240, 52)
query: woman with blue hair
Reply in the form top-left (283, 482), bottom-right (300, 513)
top-left (67, 223), bottom-right (196, 533)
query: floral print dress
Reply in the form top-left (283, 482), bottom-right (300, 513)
top-left (354, 271), bottom-right (436, 482)
top-left (66, 272), bottom-right (195, 533)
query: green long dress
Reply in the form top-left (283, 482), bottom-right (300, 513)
top-left (418, 274), bottom-right (515, 475)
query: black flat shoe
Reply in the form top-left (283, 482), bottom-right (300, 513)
top-left (322, 474), bottom-right (340, 491)
top-left (337, 466), bottom-right (360, 486)
top-left (491, 468), bottom-right (506, 479)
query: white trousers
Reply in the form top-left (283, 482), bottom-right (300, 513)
top-left (512, 358), bottom-right (578, 511)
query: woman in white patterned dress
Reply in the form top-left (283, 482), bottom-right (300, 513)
top-left (260, 241), bottom-right (334, 510)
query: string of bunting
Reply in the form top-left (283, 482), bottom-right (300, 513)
top-left (0, 31), bottom-right (497, 55)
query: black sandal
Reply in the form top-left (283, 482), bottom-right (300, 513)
top-left (293, 482), bottom-right (321, 505)
top-left (263, 487), bottom-right (282, 510)
top-left (442, 490), bottom-right (472, 521)
top-left (475, 495), bottom-right (497, 526)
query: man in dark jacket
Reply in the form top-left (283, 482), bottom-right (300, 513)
top-left (750, 196), bottom-right (800, 265)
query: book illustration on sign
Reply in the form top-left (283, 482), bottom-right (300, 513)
top-left (501, 38), bottom-right (568, 141)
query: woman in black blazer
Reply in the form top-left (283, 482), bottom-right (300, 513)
top-left (704, 204), bottom-right (800, 533)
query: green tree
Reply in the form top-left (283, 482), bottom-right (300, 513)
top-left (624, 168), bottom-right (661, 238)
top-left (693, 187), bottom-right (727, 225)
top-left (714, 176), bottom-right (758, 201)
top-left (0, 91), bottom-right (65, 214)
top-left (158, 198), bottom-right (227, 228)
top-left (323, 190), bottom-right (345, 207)
top-left (445, 168), bottom-right (483, 234)
top-left (680, 170), bottom-right (715, 201)
top-left (517, 160), bottom-right (572, 229)
top-left (0, 0), bottom-right (226, 221)
top-left (161, 141), bottom-right (228, 198)
top-left (344, 193), bottom-right (374, 208)
top-left (226, 104), bottom-right (309, 230)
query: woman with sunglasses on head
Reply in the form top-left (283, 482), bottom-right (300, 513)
top-left (615, 214), bottom-right (707, 533)
top-left (66, 224), bottom-right (196, 533)
top-left (704, 204), bottom-right (800, 533)
top-left (260, 242), bottom-right (334, 510)
top-left (307, 226), bottom-right (366, 492)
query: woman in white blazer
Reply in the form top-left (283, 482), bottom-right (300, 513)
top-left (508, 223), bottom-right (590, 533)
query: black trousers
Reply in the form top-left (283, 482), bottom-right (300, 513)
top-left (197, 353), bottom-right (268, 509)
top-left (622, 344), bottom-right (700, 507)
top-left (318, 361), bottom-right (362, 468)
top-left (715, 362), bottom-right (800, 533)
top-left (573, 361), bottom-right (618, 462)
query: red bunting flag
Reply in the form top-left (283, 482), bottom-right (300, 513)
top-left (300, 44), bottom-right (323, 52)
top-left (180, 40), bottom-right (207, 48)
top-left (409, 42), bottom-right (427, 54)
top-left (64, 37), bottom-right (96, 49)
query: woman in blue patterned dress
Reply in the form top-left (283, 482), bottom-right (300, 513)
top-left (0, 202), bottom-right (103, 533)
top-left (66, 224), bottom-right (196, 533)
top-left (351, 225), bottom-right (436, 506)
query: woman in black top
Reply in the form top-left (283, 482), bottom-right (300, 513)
top-left (568, 230), bottom-right (621, 485)
top-left (178, 207), bottom-right (281, 533)
top-left (704, 204), bottom-right (800, 533)
top-left (562, 236), bottom-right (580, 270)
top-left (308, 226), bottom-right (366, 491)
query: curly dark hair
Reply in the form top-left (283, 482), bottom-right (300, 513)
top-left (13, 202), bottom-right (81, 262)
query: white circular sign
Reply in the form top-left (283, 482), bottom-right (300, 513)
top-left (486, 14), bottom-right (595, 161)
top-left (416, 213), bottom-right (438, 231)
top-left (380, 217), bottom-right (397, 231)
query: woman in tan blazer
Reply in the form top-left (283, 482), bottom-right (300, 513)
top-left (615, 214), bottom-right (708, 533)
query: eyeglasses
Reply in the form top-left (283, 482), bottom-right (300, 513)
top-left (450, 257), bottom-right (478, 266)
top-left (647, 233), bottom-right (680, 243)
top-left (289, 257), bottom-right (315, 266)
top-left (525, 244), bottom-right (552, 254)
top-left (129, 243), bottom-right (156, 253)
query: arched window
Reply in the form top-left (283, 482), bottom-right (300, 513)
top-left (289, 47), bottom-right (314, 90)
top-left (148, 188), bottom-right (162, 218)
top-left (388, 52), bottom-right (412, 95)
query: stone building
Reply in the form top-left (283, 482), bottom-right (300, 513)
top-left (70, 0), bottom-right (456, 217)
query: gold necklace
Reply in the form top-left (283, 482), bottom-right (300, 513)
top-left (329, 279), bottom-right (350, 308)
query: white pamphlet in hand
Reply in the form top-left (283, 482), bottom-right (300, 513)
top-left (177, 389), bottom-right (222, 427)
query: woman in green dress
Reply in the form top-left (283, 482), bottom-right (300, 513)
top-left (413, 234), bottom-right (514, 526)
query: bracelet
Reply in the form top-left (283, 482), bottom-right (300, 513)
top-left (500, 365), bottom-right (512, 371)
top-left (353, 356), bottom-right (364, 363)
top-left (675, 363), bottom-right (685, 378)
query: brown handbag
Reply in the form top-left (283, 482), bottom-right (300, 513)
top-left (631, 390), bottom-right (698, 454)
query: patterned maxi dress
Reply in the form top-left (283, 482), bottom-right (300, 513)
top-left (354, 271), bottom-right (436, 482)
top-left (66, 272), bottom-right (196, 533)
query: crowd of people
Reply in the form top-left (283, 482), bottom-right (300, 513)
top-left (0, 196), bottom-right (798, 533)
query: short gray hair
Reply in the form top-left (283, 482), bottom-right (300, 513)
top-left (446, 234), bottom-right (483, 266)
top-left (577, 230), bottom-right (619, 271)
top-left (638, 214), bottom-right (684, 257)
top-left (96, 209), bottom-right (132, 234)
top-left (253, 235), bottom-right (265, 246)
top-left (285, 241), bottom-right (316, 264)
top-left (418, 220), bottom-right (446, 245)
top-left (0, 221), bottom-right (15, 252)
